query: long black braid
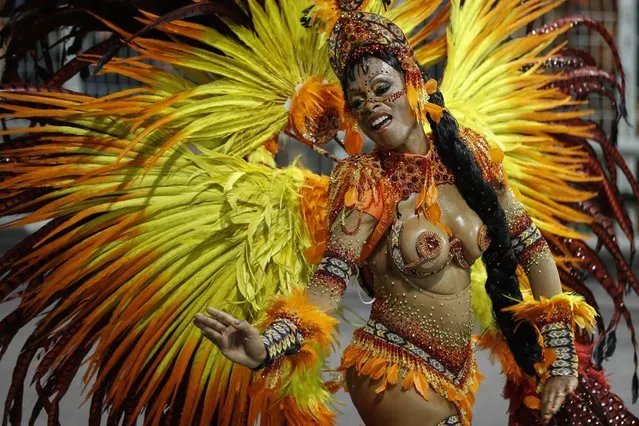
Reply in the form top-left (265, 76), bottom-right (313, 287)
top-left (341, 52), bottom-right (543, 376)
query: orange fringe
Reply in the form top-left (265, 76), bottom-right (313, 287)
top-left (299, 169), bottom-right (329, 265)
top-left (343, 125), bottom-right (364, 155)
top-left (257, 288), bottom-right (338, 380)
top-left (503, 291), bottom-right (597, 333)
top-left (474, 332), bottom-right (527, 385)
top-left (340, 334), bottom-right (482, 426)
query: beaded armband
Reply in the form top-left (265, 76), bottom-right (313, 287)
top-left (539, 320), bottom-right (578, 377)
top-left (504, 292), bottom-right (597, 383)
top-left (505, 202), bottom-right (553, 273)
top-left (252, 288), bottom-right (338, 385)
top-left (248, 288), bottom-right (338, 424)
top-left (308, 239), bottom-right (359, 307)
top-left (252, 318), bottom-right (304, 371)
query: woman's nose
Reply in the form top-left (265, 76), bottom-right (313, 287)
top-left (364, 100), bottom-right (381, 114)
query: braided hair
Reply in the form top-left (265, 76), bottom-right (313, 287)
top-left (341, 52), bottom-right (543, 376)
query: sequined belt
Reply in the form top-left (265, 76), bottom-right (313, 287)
top-left (362, 319), bottom-right (471, 386)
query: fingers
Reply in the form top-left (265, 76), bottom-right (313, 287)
top-left (200, 325), bottom-right (223, 341)
top-left (206, 308), bottom-right (239, 328)
top-left (193, 313), bottom-right (227, 334)
top-left (233, 319), bottom-right (260, 338)
top-left (540, 386), bottom-right (556, 424)
top-left (204, 308), bottom-right (259, 336)
top-left (193, 308), bottom-right (258, 347)
top-left (540, 377), bottom-right (576, 424)
top-left (566, 378), bottom-right (578, 394)
top-left (193, 316), bottom-right (223, 344)
top-left (550, 391), bottom-right (567, 417)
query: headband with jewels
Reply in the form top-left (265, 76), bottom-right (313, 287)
top-left (307, 0), bottom-right (443, 124)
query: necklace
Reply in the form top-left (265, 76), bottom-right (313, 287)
top-left (376, 142), bottom-right (455, 202)
top-left (377, 147), bottom-right (433, 201)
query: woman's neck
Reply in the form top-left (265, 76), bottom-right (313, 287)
top-left (392, 124), bottom-right (430, 155)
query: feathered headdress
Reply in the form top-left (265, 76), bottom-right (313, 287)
top-left (306, 0), bottom-right (443, 123)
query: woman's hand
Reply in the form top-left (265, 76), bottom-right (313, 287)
top-left (540, 375), bottom-right (578, 424)
top-left (193, 308), bottom-right (267, 369)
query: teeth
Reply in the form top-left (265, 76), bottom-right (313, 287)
top-left (371, 115), bottom-right (390, 127)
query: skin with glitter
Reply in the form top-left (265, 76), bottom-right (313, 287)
top-left (194, 57), bottom-right (577, 425)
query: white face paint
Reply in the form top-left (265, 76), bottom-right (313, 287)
top-left (345, 57), bottom-right (420, 152)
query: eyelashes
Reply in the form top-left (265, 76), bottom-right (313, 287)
top-left (373, 84), bottom-right (390, 96)
top-left (348, 83), bottom-right (392, 110)
top-left (349, 99), bottom-right (364, 110)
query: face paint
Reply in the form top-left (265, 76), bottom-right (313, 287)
top-left (345, 57), bottom-right (420, 151)
top-left (364, 88), bottom-right (407, 105)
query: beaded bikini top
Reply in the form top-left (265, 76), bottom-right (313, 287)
top-left (326, 128), bottom-right (503, 263)
top-left (376, 141), bottom-right (490, 276)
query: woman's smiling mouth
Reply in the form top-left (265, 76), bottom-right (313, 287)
top-left (369, 113), bottom-right (393, 132)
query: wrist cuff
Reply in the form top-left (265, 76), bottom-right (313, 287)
top-left (503, 291), bottom-right (597, 381)
top-left (252, 318), bottom-right (304, 371)
top-left (539, 320), bottom-right (579, 377)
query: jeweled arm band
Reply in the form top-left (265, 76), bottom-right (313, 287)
top-left (504, 292), bottom-right (597, 382)
top-left (307, 242), bottom-right (359, 306)
top-left (539, 321), bottom-right (578, 378)
top-left (252, 317), bottom-right (304, 371)
top-left (504, 199), bottom-right (553, 273)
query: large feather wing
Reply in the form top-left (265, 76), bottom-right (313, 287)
top-left (0, 0), bottom-right (251, 85)
top-left (0, 123), bottom-right (324, 425)
top-left (0, 0), bottom-right (335, 163)
top-left (0, 0), bottom-right (338, 423)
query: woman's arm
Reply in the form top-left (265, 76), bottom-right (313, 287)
top-left (497, 187), bottom-right (581, 424)
top-left (307, 208), bottom-right (378, 311)
top-left (497, 186), bottom-right (561, 298)
top-left (254, 207), bottom-right (378, 370)
top-left (194, 207), bottom-right (377, 370)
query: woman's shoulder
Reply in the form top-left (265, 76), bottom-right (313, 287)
top-left (327, 153), bottom-right (385, 225)
top-left (458, 127), bottom-right (507, 189)
top-left (330, 153), bottom-right (382, 177)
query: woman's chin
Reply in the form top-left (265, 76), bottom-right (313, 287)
top-left (364, 124), bottom-right (406, 151)
top-left (372, 132), bottom-right (402, 151)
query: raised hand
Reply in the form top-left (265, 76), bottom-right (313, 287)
top-left (193, 308), bottom-right (267, 369)
top-left (540, 375), bottom-right (578, 424)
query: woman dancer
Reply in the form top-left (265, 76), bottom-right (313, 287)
top-left (195, 6), bottom-right (595, 425)
top-left (0, 0), bottom-right (636, 425)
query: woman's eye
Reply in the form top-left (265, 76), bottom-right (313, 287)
top-left (349, 99), bottom-right (363, 110)
top-left (374, 85), bottom-right (390, 96)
